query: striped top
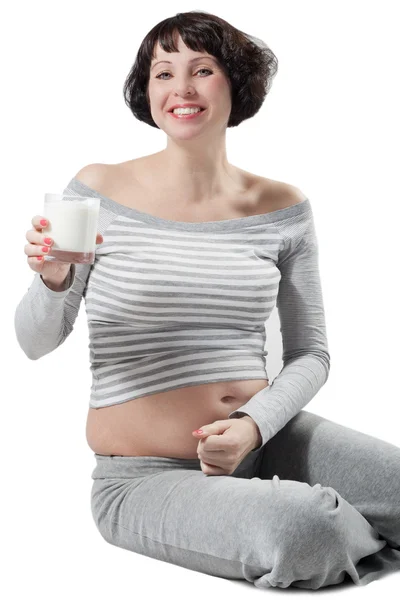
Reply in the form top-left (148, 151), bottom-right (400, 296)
top-left (14, 177), bottom-right (330, 448)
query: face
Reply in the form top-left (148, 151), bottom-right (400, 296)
top-left (147, 34), bottom-right (232, 139)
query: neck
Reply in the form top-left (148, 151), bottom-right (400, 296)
top-left (156, 138), bottom-right (239, 204)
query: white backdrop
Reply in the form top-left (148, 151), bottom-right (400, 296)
top-left (4, 1), bottom-right (399, 598)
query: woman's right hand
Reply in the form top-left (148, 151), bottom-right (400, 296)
top-left (25, 215), bottom-right (103, 282)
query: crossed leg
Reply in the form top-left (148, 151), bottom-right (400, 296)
top-left (255, 409), bottom-right (400, 586)
top-left (90, 410), bottom-right (400, 590)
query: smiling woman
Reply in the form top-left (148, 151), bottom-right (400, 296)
top-left (14, 8), bottom-right (400, 591)
top-left (123, 11), bottom-right (278, 128)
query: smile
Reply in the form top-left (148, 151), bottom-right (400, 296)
top-left (168, 108), bottom-right (207, 120)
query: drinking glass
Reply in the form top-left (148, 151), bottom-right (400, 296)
top-left (42, 193), bottom-right (100, 264)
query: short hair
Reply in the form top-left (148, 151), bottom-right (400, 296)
top-left (123, 10), bottom-right (279, 129)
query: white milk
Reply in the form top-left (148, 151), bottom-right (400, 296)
top-left (43, 195), bottom-right (100, 264)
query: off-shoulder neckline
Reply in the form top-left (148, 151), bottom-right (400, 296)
top-left (68, 177), bottom-right (311, 232)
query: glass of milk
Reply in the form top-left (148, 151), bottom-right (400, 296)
top-left (42, 193), bottom-right (100, 264)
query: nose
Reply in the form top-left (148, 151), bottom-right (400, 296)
top-left (172, 75), bottom-right (196, 98)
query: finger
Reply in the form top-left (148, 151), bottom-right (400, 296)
top-left (32, 216), bottom-right (49, 231)
top-left (27, 256), bottom-right (45, 269)
top-left (27, 253), bottom-right (47, 270)
top-left (24, 242), bottom-right (49, 257)
top-left (198, 451), bottom-right (223, 465)
top-left (200, 460), bottom-right (224, 476)
top-left (26, 229), bottom-right (53, 247)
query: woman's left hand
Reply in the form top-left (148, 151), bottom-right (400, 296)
top-left (192, 417), bottom-right (261, 475)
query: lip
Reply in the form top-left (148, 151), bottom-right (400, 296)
top-left (168, 103), bottom-right (206, 112)
top-left (168, 108), bottom-right (207, 120)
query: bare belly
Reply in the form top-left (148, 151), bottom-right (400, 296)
top-left (86, 379), bottom-right (269, 458)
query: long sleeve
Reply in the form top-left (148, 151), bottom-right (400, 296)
top-left (14, 180), bottom-right (98, 360)
top-left (14, 260), bottom-right (93, 360)
top-left (228, 202), bottom-right (330, 449)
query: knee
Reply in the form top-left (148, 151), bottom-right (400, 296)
top-left (90, 479), bottom-right (115, 543)
top-left (262, 481), bottom-right (349, 588)
top-left (90, 480), bottom-right (104, 528)
top-left (265, 480), bottom-right (345, 559)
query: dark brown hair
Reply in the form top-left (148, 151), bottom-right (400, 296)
top-left (123, 10), bottom-right (278, 128)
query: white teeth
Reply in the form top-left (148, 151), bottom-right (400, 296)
top-left (172, 107), bottom-right (202, 115)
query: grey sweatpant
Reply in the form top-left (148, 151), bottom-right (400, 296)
top-left (90, 410), bottom-right (400, 589)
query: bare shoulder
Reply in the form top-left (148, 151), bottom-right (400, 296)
top-left (272, 180), bottom-right (308, 204)
top-left (73, 158), bottom-right (156, 203)
top-left (74, 163), bottom-right (110, 189)
top-left (257, 176), bottom-right (308, 211)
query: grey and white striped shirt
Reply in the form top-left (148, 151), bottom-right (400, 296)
top-left (14, 177), bottom-right (330, 448)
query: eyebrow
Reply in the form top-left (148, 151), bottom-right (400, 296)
top-left (151, 56), bottom-right (218, 71)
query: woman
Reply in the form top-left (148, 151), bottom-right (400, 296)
top-left (15, 10), bottom-right (400, 590)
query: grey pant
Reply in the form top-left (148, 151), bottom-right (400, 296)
top-left (90, 410), bottom-right (400, 589)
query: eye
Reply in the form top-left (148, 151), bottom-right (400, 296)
top-left (155, 68), bottom-right (213, 80)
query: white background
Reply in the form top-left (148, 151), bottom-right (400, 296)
top-left (4, 0), bottom-right (399, 597)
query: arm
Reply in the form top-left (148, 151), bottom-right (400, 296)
top-left (41, 267), bottom-right (75, 291)
top-left (14, 242), bottom-right (93, 361)
top-left (228, 201), bottom-right (330, 449)
top-left (14, 172), bottom-right (101, 360)
top-left (14, 164), bottom-right (114, 360)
